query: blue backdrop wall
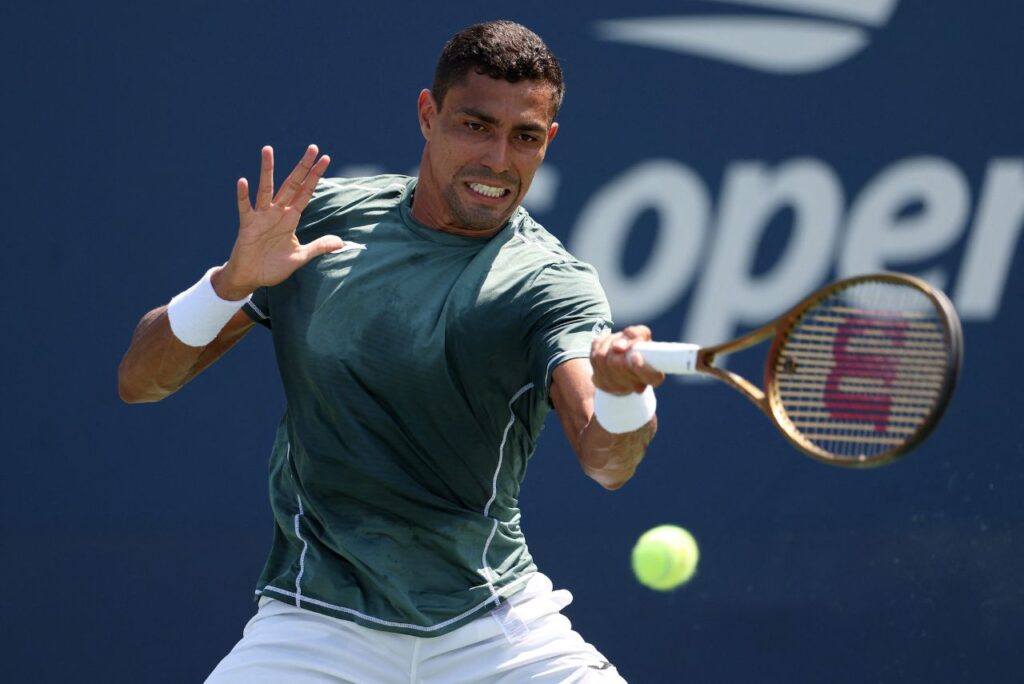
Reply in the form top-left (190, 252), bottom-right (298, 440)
top-left (4, 1), bottom-right (1022, 682)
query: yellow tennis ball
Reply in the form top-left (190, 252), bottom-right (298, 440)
top-left (631, 525), bottom-right (699, 591)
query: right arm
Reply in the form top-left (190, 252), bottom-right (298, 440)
top-left (551, 326), bottom-right (664, 490)
top-left (117, 145), bottom-right (343, 403)
top-left (117, 305), bottom-right (255, 404)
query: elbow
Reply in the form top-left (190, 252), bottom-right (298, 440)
top-left (117, 363), bottom-right (138, 403)
top-left (582, 464), bottom-right (635, 491)
top-left (596, 475), bottom-right (633, 491)
top-left (117, 361), bottom-right (163, 404)
top-left (118, 382), bottom-right (166, 404)
top-left (118, 374), bottom-right (148, 404)
top-left (118, 383), bottom-right (146, 404)
top-left (597, 477), bottom-right (629, 491)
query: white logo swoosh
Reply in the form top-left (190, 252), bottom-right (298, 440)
top-left (698, 0), bottom-right (896, 26)
top-left (595, 0), bottom-right (898, 75)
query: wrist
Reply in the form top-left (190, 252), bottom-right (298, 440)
top-left (167, 266), bottom-right (251, 347)
top-left (593, 385), bottom-right (657, 434)
top-left (210, 264), bottom-right (256, 301)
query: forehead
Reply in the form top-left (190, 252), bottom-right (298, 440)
top-left (442, 71), bottom-right (558, 126)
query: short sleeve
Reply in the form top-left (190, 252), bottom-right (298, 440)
top-left (243, 287), bottom-right (271, 329)
top-left (524, 261), bottom-right (613, 393)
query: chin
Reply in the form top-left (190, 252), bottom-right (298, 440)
top-left (451, 201), bottom-right (511, 232)
top-left (461, 215), bottom-right (506, 232)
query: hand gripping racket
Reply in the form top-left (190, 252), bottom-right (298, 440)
top-left (634, 273), bottom-right (963, 468)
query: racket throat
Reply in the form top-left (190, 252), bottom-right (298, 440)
top-left (700, 358), bottom-right (768, 411)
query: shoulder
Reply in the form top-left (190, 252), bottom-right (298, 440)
top-left (297, 175), bottom-right (411, 234)
top-left (505, 212), bottom-right (602, 289)
top-left (494, 212), bottom-right (608, 313)
top-left (507, 212), bottom-right (578, 267)
top-left (308, 174), bottom-right (411, 212)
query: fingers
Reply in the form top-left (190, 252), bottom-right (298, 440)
top-left (627, 350), bottom-right (666, 389)
top-left (274, 144), bottom-right (321, 207)
top-left (289, 154), bottom-right (331, 213)
top-left (255, 146), bottom-right (275, 210)
top-left (592, 328), bottom-right (665, 394)
top-left (612, 325), bottom-right (653, 349)
top-left (242, 144), bottom-right (328, 213)
top-left (236, 177), bottom-right (252, 221)
top-left (297, 235), bottom-right (345, 264)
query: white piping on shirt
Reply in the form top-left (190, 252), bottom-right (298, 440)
top-left (256, 573), bottom-right (534, 633)
top-left (293, 494), bottom-right (308, 607)
top-left (245, 299), bottom-right (269, 321)
top-left (480, 383), bottom-right (534, 592)
top-left (258, 385), bottom-right (540, 632)
top-left (544, 348), bottom-right (592, 388)
top-left (285, 443), bottom-right (310, 607)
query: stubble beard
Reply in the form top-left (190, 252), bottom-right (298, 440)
top-left (442, 185), bottom-right (507, 232)
top-left (443, 169), bottom-right (521, 233)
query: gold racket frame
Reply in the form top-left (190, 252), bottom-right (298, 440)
top-left (697, 273), bottom-right (963, 467)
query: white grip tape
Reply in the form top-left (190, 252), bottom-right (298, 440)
top-left (167, 267), bottom-right (251, 347)
top-left (633, 342), bottom-right (701, 374)
top-left (593, 385), bottom-right (657, 434)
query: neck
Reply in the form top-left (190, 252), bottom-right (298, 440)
top-left (411, 161), bottom-right (506, 239)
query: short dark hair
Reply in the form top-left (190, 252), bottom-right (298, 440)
top-left (432, 20), bottom-right (564, 120)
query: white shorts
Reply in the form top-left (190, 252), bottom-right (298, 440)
top-left (205, 573), bottom-right (627, 683)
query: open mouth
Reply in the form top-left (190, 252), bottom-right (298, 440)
top-left (466, 181), bottom-right (511, 200)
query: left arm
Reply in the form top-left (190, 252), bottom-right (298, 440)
top-left (550, 325), bottom-right (664, 490)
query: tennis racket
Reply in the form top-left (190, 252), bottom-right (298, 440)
top-left (634, 273), bottom-right (963, 468)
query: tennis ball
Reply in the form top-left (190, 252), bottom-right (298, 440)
top-left (631, 525), bottom-right (699, 591)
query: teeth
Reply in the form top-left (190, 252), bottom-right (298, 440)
top-left (469, 182), bottom-right (506, 198)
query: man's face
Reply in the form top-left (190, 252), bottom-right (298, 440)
top-left (414, 71), bottom-right (559, 236)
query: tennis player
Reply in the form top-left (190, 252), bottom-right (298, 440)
top-left (119, 20), bottom-right (663, 683)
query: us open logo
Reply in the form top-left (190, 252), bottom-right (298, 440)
top-left (595, 0), bottom-right (899, 74)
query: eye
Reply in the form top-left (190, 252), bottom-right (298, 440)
top-left (465, 121), bottom-right (485, 132)
top-left (516, 133), bottom-right (541, 144)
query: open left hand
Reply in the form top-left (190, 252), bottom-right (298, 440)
top-left (213, 145), bottom-right (342, 300)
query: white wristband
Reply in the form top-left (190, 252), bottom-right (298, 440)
top-left (167, 267), bottom-right (251, 347)
top-left (593, 385), bottom-right (657, 434)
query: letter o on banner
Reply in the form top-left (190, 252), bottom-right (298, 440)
top-left (571, 160), bottom-right (709, 322)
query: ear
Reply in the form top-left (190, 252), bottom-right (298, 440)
top-left (546, 122), bottom-right (559, 144)
top-left (418, 89), bottom-right (437, 139)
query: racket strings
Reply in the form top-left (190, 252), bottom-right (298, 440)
top-left (772, 281), bottom-right (951, 462)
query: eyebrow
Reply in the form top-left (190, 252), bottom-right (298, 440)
top-left (457, 107), bottom-right (548, 134)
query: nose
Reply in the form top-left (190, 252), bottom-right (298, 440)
top-left (480, 137), bottom-right (511, 174)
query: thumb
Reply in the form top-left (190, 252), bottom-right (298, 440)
top-left (299, 235), bottom-right (346, 262)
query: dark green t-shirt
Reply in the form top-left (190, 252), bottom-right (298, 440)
top-left (243, 175), bottom-right (612, 636)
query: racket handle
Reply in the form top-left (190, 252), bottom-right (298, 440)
top-left (633, 342), bottom-right (701, 374)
